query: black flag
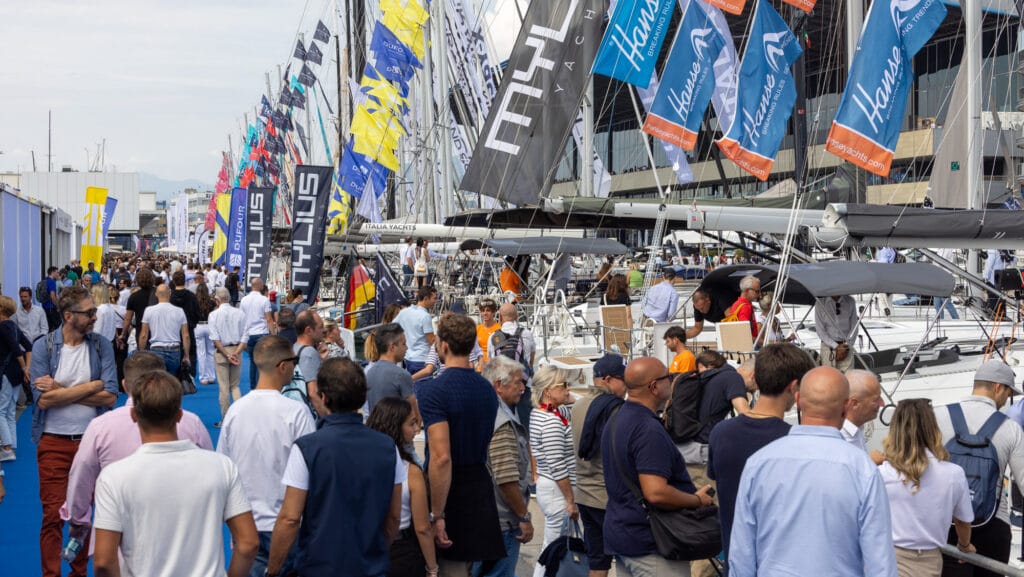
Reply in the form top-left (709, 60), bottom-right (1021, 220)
top-left (291, 166), bottom-right (334, 305)
top-left (298, 64), bottom-right (317, 88)
top-left (293, 40), bottom-right (306, 61)
top-left (314, 20), bottom-right (331, 43)
top-left (290, 87), bottom-right (306, 110)
top-left (375, 252), bottom-right (408, 323)
top-left (245, 187), bottom-right (274, 285)
top-left (305, 42), bottom-right (324, 65)
top-left (460, 0), bottom-right (607, 206)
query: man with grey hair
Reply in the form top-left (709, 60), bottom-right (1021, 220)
top-left (842, 370), bottom-right (884, 462)
top-left (721, 275), bottom-right (760, 339)
top-left (209, 287), bottom-right (246, 424)
top-left (480, 355), bottom-right (533, 576)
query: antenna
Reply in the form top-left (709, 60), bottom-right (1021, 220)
top-left (48, 110), bottom-right (53, 172)
top-left (31, 151), bottom-right (37, 172)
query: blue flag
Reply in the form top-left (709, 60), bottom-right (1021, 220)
top-left (370, 22), bottom-right (421, 85)
top-left (592, 0), bottom-right (676, 87)
top-left (825, 0), bottom-right (945, 177)
top-left (642, 0), bottom-right (724, 150)
top-left (716, 0), bottom-right (802, 181)
top-left (338, 141), bottom-right (390, 200)
top-left (101, 197), bottom-right (118, 239)
top-left (226, 187), bottom-right (248, 272)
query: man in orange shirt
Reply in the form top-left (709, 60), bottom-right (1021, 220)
top-left (499, 258), bottom-right (523, 299)
top-left (475, 299), bottom-right (501, 371)
top-left (663, 326), bottom-right (696, 374)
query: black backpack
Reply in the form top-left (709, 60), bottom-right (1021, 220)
top-left (666, 370), bottom-right (708, 444)
top-left (35, 279), bottom-right (50, 304)
top-left (945, 403), bottom-right (1006, 527)
top-left (492, 327), bottom-right (530, 374)
top-left (281, 346), bottom-right (319, 420)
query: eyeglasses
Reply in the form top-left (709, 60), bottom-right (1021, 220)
top-left (70, 308), bottom-right (98, 317)
top-left (277, 356), bottom-right (299, 367)
top-left (551, 382), bottom-right (569, 389)
top-left (650, 374), bottom-right (672, 387)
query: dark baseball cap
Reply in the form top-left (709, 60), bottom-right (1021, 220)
top-left (593, 353), bottom-right (626, 378)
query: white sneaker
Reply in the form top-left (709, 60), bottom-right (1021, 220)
top-left (0, 448), bottom-right (16, 462)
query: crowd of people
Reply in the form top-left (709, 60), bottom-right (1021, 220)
top-left (2, 253), bottom-right (1024, 577)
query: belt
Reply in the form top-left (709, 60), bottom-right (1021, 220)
top-left (43, 432), bottom-right (84, 441)
top-left (221, 343), bottom-right (240, 347)
top-left (197, 321), bottom-right (208, 325)
top-left (151, 345), bottom-right (181, 350)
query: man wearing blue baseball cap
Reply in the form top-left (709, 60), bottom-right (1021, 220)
top-left (570, 354), bottom-right (628, 577)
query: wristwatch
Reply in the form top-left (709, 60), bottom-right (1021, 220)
top-left (429, 512), bottom-right (444, 524)
top-left (518, 513), bottom-right (531, 523)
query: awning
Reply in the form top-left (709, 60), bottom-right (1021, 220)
top-left (458, 237), bottom-right (629, 256)
top-left (698, 262), bottom-right (955, 306)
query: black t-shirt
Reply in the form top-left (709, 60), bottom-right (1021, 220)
top-left (170, 288), bottom-right (200, 329)
top-left (696, 366), bottom-right (747, 443)
top-left (707, 414), bottom-right (791, 560)
top-left (126, 288), bottom-right (155, 332)
top-left (603, 293), bottom-right (631, 306)
top-left (693, 293), bottom-right (728, 323)
top-left (225, 273), bottom-right (240, 292)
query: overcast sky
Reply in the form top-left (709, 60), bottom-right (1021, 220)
top-left (0, 0), bottom-right (519, 185)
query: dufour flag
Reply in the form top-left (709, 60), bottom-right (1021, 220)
top-left (642, 0), bottom-right (724, 150)
top-left (716, 0), bottom-right (802, 181)
top-left (593, 0), bottom-right (676, 87)
top-left (825, 0), bottom-right (946, 177)
top-left (225, 187), bottom-right (248, 272)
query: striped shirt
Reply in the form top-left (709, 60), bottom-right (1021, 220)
top-left (530, 406), bottom-right (576, 484)
top-left (489, 424), bottom-right (521, 486)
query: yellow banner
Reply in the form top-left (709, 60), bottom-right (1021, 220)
top-left (81, 187), bottom-right (108, 271)
top-left (213, 193), bottom-right (230, 265)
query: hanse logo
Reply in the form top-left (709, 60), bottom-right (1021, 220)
top-left (762, 31), bottom-right (789, 73)
top-left (690, 28), bottom-right (714, 60)
top-left (890, 0), bottom-right (923, 33)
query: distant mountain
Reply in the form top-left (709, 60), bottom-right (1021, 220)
top-left (138, 173), bottom-right (213, 201)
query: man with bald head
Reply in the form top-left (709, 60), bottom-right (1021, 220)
top-left (729, 367), bottom-right (896, 577)
top-left (842, 370), bottom-right (884, 460)
top-left (138, 284), bottom-right (190, 377)
top-left (601, 357), bottom-right (714, 575)
top-left (240, 277), bottom-right (275, 392)
top-left (488, 301), bottom-right (535, 428)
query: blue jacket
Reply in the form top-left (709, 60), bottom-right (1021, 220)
top-left (30, 329), bottom-right (118, 444)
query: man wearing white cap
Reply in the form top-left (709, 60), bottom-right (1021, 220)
top-left (933, 359), bottom-right (1024, 577)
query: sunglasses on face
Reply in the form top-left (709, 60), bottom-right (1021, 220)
top-left (70, 308), bottom-right (98, 317)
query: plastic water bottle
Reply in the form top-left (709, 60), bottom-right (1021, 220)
top-left (61, 537), bottom-right (82, 563)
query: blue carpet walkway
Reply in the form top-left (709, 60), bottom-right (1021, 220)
top-left (0, 356), bottom-right (251, 576)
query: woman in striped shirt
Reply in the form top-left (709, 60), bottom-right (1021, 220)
top-left (529, 364), bottom-right (577, 577)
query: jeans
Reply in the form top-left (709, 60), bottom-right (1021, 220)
top-left (38, 434), bottom-right (89, 577)
top-left (934, 297), bottom-right (960, 320)
top-left (472, 528), bottom-right (521, 577)
top-left (152, 347), bottom-right (181, 378)
top-left (403, 265), bottom-right (414, 287)
top-left (247, 334), bottom-right (267, 392)
top-left (249, 531), bottom-right (298, 577)
top-left (0, 376), bottom-right (17, 449)
top-left (195, 324), bottom-right (216, 383)
top-left (405, 360), bottom-right (427, 376)
top-left (533, 476), bottom-right (568, 577)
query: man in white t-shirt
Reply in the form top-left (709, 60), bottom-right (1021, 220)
top-left (93, 370), bottom-right (259, 577)
top-left (240, 278), bottom-right (276, 393)
top-left (138, 284), bottom-right (189, 377)
top-left (218, 335), bottom-right (316, 576)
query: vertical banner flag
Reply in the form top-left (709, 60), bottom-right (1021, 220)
top-left (190, 223), bottom-right (205, 257)
top-left (825, 0), bottom-right (946, 177)
top-left (716, 0), bottom-right (802, 181)
top-left (225, 187), bottom-right (248, 272)
top-left (461, 0), bottom-right (607, 206)
top-left (638, 73), bottom-right (695, 184)
top-left (245, 187), bottom-right (274, 285)
top-left (291, 166), bottom-right (334, 305)
top-left (593, 0), bottom-right (676, 87)
top-left (375, 252), bottom-right (408, 324)
top-left (345, 262), bottom-right (376, 330)
top-left (177, 193), bottom-right (189, 254)
top-left (213, 193), bottom-right (231, 266)
top-left (81, 187), bottom-right (108, 271)
top-left (643, 0), bottom-right (725, 150)
top-left (101, 197), bottom-right (118, 241)
top-left (198, 230), bottom-right (212, 266)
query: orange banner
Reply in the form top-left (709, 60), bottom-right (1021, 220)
top-left (824, 121), bottom-right (894, 177)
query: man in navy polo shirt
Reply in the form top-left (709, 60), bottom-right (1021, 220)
top-left (602, 357), bottom-right (714, 576)
top-left (266, 357), bottom-right (405, 577)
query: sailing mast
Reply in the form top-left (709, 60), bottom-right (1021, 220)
top-left (965, 0), bottom-right (983, 276)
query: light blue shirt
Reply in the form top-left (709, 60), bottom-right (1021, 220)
top-left (730, 425), bottom-right (896, 577)
top-left (394, 305), bottom-right (434, 363)
top-left (642, 281), bottom-right (678, 323)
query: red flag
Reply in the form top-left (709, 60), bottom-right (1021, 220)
top-left (206, 153), bottom-right (231, 231)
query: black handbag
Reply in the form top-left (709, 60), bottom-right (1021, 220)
top-left (609, 410), bottom-right (722, 561)
top-left (177, 362), bottom-right (197, 395)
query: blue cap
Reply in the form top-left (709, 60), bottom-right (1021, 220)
top-left (593, 353), bottom-right (626, 378)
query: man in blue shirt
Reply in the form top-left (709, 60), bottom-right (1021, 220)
top-left (730, 366), bottom-right (897, 577)
top-left (641, 268), bottom-right (678, 323)
top-left (42, 267), bottom-right (61, 331)
top-left (394, 285), bottom-right (437, 376)
top-left (601, 356), bottom-right (714, 575)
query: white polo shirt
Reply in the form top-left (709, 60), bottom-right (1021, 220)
top-left (141, 302), bottom-right (187, 347)
top-left (240, 291), bottom-right (272, 337)
top-left (208, 303), bottom-right (246, 346)
top-left (879, 451), bottom-right (973, 549)
top-left (216, 390), bottom-right (316, 531)
top-left (93, 440), bottom-right (251, 577)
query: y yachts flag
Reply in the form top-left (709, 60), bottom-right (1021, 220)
top-left (825, 0), bottom-right (945, 177)
top-left (460, 0), bottom-right (607, 206)
top-left (345, 263), bottom-right (376, 330)
top-left (642, 0), bottom-right (724, 150)
top-left (225, 187), bottom-right (248, 272)
top-left (245, 187), bottom-right (274, 285)
top-left (375, 253), bottom-right (408, 323)
top-left (593, 0), bottom-right (676, 87)
top-left (81, 187), bottom-right (108, 271)
top-left (314, 20), bottom-right (331, 43)
top-left (213, 192), bottom-right (231, 266)
top-left (292, 166), bottom-right (334, 305)
top-left (716, 0), bottom-right (802, 181)
top-left (101, 197), bottom-right (118, 240)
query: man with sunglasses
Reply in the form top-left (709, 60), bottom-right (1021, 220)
top-left (30, 286), bottom-right (118, 577)
top-left (813, 294), bottom-right (859, 371)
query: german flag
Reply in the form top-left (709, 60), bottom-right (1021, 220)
top-left (345, 264), bottom-right (376, 330)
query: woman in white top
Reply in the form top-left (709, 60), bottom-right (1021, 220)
top-left (529, 364), bottom-right (577, 577)
top-left (92, 284), bottom-right (125, 343)
top-left (413, 238), bottom-right (430, 289)
top-left (879, 398), bottom-right (975, 577)
top-left (367, 397), bottom-right (437, 577)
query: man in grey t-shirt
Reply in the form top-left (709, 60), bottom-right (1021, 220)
top-left (292, 311), bottom-right (325, 414)
top-left (365, 323), bottom-right (418, 418)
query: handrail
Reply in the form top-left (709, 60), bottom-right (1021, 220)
top-left (938, 545), bottom-right (1024, 577)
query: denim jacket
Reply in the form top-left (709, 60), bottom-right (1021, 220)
top-left (30, 330), bottom-right (118, 444)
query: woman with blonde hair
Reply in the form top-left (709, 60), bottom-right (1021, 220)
top-left (879, 398), bottom-right (975, 576)
top-left (528, 364), bottom-right (577, 577)
top-left (0, 295), bottom-right (29, 461)
top-left (364, 303), bottom-right (406, 363)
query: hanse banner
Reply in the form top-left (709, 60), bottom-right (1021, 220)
top-left (292, 165), bottom-right (334, 305)
top-left (642, 0), bottom-right (724, 150)
top-left (460, 0), bottom-right (607, 206)
top-left (592, 0), bottom-right (676, 87)
top-left (716, 0), bottom-right (802, 181)
top-left (245, 187), bottom-right (274, 285)
top-left (225, 187), bottom-right (248, 273)
top-left (824, 0), bottom-right (945, 177)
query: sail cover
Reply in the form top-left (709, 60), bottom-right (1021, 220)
top-left (458, 237), bottom-right (629, 256)
top-left (822, 204), bottom-right (1024, 242)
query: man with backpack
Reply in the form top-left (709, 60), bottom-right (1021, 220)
top-left (934, 360), bottom-right (1024, 577)
top-left (287, 310), bottom-right (325, 418)
top-left (489, 303), bottom-right (535, 428)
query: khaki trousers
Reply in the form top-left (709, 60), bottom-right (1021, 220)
top-left (895, 546), bottom-right (941, 577)
top-left (215, 350), bottom-right (241, 417)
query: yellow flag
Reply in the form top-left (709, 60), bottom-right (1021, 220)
top-left (213, 193), bottom-right (231, 265)
top-left (81, 187), bottom-right (108, 271)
